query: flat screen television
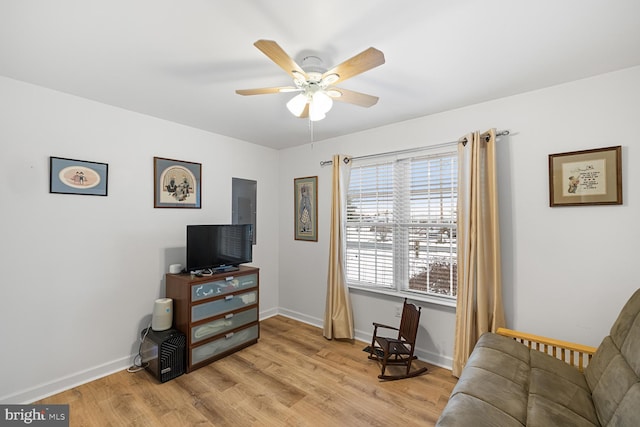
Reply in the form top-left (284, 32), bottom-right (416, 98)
top-left (186, 224), bottom-right (253, 273)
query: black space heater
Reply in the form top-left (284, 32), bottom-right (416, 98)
top-left (140, 328), bottom-right (186, 383)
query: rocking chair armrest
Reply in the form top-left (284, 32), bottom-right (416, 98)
top-left (372, 322), bottom-right (399, 331)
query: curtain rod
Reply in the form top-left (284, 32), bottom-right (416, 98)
top-left (319, 130), bottom-right (510, 166)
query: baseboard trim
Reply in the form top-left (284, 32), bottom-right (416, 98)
top-left (258, 307), bottom-right (279, 320)
top-left (275, 308), bottom-right (323, 329)
top-left (0, 356), bottom-right (133, 404)
top-left (278, 311), bottom-right (454, 370)
top-left (355, 326), bottom-right (452, 370)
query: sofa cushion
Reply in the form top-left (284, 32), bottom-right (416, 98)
top-left (437, 333), bottom-right (530, 426)
top-left (438, 392), bottom-right (524, 427)
top-left (527, 351), bottom-right (599, 426)
top-left (469, 333), bottom-right (531, 388)
top-left (585, 337), bottom-right (638, 426)
top-left (526, 394), bottom-right (599, 427)
top-left (607, 383), bottom-right (640, 425)
top-left (609, 288), bottom-right (640, 359)
top-left (529, 348), bottom-right (589, 391)
top-left (585, 288), bottom-right (640, 426)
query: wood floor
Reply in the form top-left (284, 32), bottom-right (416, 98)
top-left (36, 316), bottom-right (457, 426)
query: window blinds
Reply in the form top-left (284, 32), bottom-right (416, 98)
top-left (346, 150), bottom-right (458, 297)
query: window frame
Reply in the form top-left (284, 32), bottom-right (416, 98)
top-left (344, 146), bottom-right (458, 308)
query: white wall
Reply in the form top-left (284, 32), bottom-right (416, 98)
top-left (0, 76), bottom-right (280, 403)
top-left (278, 66), bottom-right (640, 367)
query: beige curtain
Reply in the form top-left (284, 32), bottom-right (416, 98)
top-left (452, 129), bottom-right (505, 377)
top-left (323, 154), bottom-right (355, 339)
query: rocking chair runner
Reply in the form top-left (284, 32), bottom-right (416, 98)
top-left (368, 298), bottom-right (428, 380)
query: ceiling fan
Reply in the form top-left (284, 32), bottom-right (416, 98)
top-left (236, 40), bottom-right (385, 121)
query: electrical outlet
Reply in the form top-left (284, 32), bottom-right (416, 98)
top-left (395, 305), bottom-right (402, 317)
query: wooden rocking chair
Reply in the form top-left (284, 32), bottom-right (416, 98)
top-left (368, 298), bottom-right (428, 380)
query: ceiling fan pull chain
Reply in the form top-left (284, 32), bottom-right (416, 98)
top-left (308, 118), bottom-right (314, 143)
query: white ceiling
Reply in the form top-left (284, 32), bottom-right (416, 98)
top-left (2, 1), bottom-right (640, 150)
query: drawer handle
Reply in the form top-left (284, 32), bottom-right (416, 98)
top-left (225, 295), bottom-right (234, 301)
top-left (225, 332), bottom-right (234, 339)
top-left (225, 313), bottom-right (234, 319)
top-left (225, 276), bottom-right (234, 281)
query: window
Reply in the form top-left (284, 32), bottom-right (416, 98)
top-left (345, 149), bottom-right (458, 302)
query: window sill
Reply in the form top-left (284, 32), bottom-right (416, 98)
top-left (347, 284), bottom-right (457, 308)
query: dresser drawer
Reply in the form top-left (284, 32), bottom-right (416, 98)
top-left (191, 324), bottom-right (259, 365)
top-left (191, 273), bottom-right (258, 302)
top-left (191, 307), bottom-right (258, 343)
top-left (191, 289), bottom-right (258, 322)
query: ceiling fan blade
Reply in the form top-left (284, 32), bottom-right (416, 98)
top-left (254, 39), bottom-right (306, 80)
top-left (236, 86), bottom-right (299, 96)
top-left (330, 87), bottom-right (379, 107)
top-left (323, 47), bottom-right (385, 85)
top-left (298, 104), bottom-right (310, 119)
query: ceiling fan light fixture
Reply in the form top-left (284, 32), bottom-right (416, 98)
top-left (309, 102), bottom-right (326, 121)
top-left (286, 93), bottom-right (308, 117)
top-left (312, 90), bottom-right (333, 114)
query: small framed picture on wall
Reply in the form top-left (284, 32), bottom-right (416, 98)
top-left (549, 145), bottom-right (622, 207)
top-left (49, 156), bottom-right (109, 196)
top-left (294, 176), bottom-right (318, 241)
top-left (154, 157), bottom-right (201, 208)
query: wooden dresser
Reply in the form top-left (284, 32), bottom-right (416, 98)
top-left (165, 266), bottom-right (259, 372)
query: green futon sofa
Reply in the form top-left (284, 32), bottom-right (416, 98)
top-left (437, 288), bottom-right (640, 426)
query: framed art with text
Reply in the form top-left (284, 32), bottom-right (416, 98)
top-left (154, 157), bottom-right (201, 208)
top-left (549, 146), bottom-right (622, 207)
top-left (49, 156), bottom-right (109, 196)
top-left (294, 176), bottom-right (318, 241)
